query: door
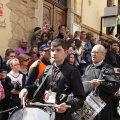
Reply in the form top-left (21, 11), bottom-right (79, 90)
top-left (43, 0), bottom-right (67, 35)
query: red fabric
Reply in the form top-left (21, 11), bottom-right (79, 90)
top-left (0, 84), bottom-right (5, 101)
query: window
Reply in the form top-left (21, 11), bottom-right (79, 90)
top-left (53, 0), bottom-right (67, 7)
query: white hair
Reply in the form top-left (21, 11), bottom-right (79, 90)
top-left (93, 44), bottom-right (106, 53)
top-left (8, 58), bottom-right (19, 67)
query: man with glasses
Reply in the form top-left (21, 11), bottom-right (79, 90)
top-left (15, 38), bottom-right (29, 58)
top-left (82, 44), bottom-right (119, 120)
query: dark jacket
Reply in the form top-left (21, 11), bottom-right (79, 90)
top-left (82, 62), bottom-right (120, 120)
top-left (25, 58), bottom-right (51, 86)
top-left (26, 63), bottom-right (86, 120)
top-left (104, 50), bottom-right (120, 68)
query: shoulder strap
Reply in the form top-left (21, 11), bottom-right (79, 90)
top-left (98, 63), bottom-right (108, 79)
top-left (33, 65), bottom-right (52, 98)
top-left (29, 59), bottom-right (41, 72)
top-left (37, 61), bottom-right (47, 79)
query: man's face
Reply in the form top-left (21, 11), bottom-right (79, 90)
top-left (110, 43), bottom-right (118, 52)
top-left (40, 49), bottom-right (51, 61)
top-left (7, 52), bottom-right (15, 60)
top-left (91, 46), bottom-right (105, 64)
top-left (51, 46), bottom-right (66, 63)
top-left (21, 39), bottom-right (28, 48)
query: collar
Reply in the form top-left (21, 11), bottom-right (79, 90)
top-left (93, 60), bottom-right (103, 67)
top-left (21, 47), bottom-right (27, 51)
top-left (41, 57), bottom-right (51, 65)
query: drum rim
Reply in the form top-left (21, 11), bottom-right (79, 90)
top-left (8, 106), bottom-right (47, 119)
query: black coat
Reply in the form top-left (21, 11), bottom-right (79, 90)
top-left (104, 51), bottom-right (120, 68)
top-left (26, 63), bottom-right (86, 120)
top-left (82, 62), bottom-right (120, 120)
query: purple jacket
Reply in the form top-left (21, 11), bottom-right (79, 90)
top-left (15, 48), bottom-right (29, 57)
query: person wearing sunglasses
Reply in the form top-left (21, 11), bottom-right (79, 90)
top-left (26, 43), bottom-right (51, 86)
top-left (38, 32), bottom-right (50, 50)
top-left (15, 38), bottom-right (29, 58)
top-left (18, 54), bottom-right (29, 87)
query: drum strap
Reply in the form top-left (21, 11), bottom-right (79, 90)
top-left (33, 66), bottom-right (52, 98)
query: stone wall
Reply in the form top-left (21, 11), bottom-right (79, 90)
top-left (6, 0), bottom-right (38, 48)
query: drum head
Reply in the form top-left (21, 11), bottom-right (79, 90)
top-left (9, 107), bottom-right (50, 120)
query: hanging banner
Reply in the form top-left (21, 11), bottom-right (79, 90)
top-left (0, 3), bottom-right (3, 16)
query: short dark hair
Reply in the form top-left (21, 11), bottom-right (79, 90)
top-left (51, 39), bottom-right (67, 50)
top-left (34, 27), bottom-right (41, 32)
top-left (75, 39), bottom-right (81, 48)
top-left (58, 25), bottom-right (66, 30)
top-left (6, 49), bottom-right (15, 56)
top-left (109, 40), bottom-right (118, 45)
top-left (66, 39), bottom-right (75, 49)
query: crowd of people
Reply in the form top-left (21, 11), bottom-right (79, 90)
top-left (0, 24), bottom-right (120, 120)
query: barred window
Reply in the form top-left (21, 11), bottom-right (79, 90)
top-left (53, 0), bottom-right (67, 7)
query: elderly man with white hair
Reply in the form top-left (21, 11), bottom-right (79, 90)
top-left (82, 44), bottom-right (120, 120)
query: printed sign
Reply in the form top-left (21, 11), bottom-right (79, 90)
top-left (0, 4), bottom-right (3, 16)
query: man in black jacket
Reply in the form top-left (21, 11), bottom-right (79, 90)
top-left (104, 40), bottom-right (120, 67)
top-left (19, 39), bottom-right (85, 120)
top-left (104, 40), bottom-right (120, 119)
top-left (82, 44), bottom-right (120, 120)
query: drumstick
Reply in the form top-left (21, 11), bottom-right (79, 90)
top-left (29, 102), bottom-right (71, 108)
top-left (23, 97), bottom-right (25, 108)
top-left (82, 80), bottom-right (105, 84)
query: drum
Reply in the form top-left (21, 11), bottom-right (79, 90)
top-left (76, 91), bottom-right (106, 120)
top-left (8, 106), bottom-right (50, 120)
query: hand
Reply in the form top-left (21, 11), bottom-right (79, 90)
top-left (91, 79), bottom-right (101, 87)
top-left (117, 68), bottom-right (120, 72)
top-left (19, 88), bottom-right (28, 100)
top-left (55, 103), bottom-right (67, 113)
top-left (0, 72), bottom-right (6, 80)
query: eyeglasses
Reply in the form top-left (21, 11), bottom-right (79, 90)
top-left (23, 59), bottom-right (29, 62)
top-left (22, 42), bottom-right (27, 44)
top-left (14, 64), bottom-right (20, 66)
top-left (82, 34), bottom-right (86, 35)
top-left (91, 51), bottom-right (103, 54)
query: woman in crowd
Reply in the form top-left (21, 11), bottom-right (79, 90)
top-left (18, 54), bottom-right (29, 87)
top-left (65, 53), bottom-right (76, 66)
top-left (38, 32), bottom-right (50, 49)
top-left (0, 55), bottom-right (10, 120)
top-left (5, 58), bottom-right (23, 108)
top-left (29, 45), bottom-right (38, 54)
top-left (67, 39), bottom-right (76, 54)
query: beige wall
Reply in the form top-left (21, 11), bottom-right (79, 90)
top-left (82, 0), bottom-right (107, 34)
top-left (82, 0), bottom-right (119, 36)
top-left (0, 0), bottom-right (12, 57)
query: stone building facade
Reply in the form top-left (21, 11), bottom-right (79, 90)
top-left (6, 0), bottom-right (38, 48)
top-left (0, 0), bottom-right (118, 56)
